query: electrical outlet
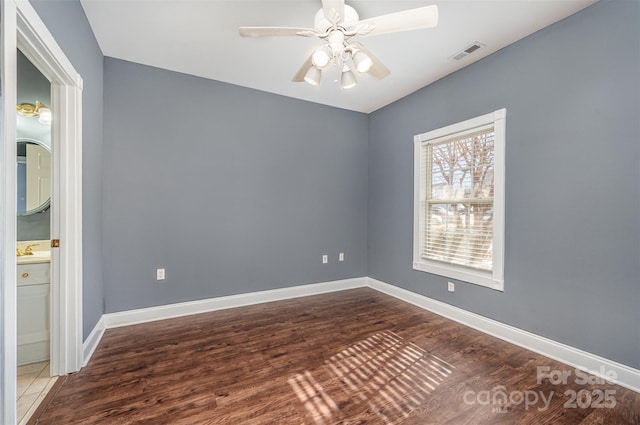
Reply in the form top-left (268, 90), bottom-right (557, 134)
top-left (322, 255), bottom-right (328, 264)
top-left (448, 282), bottom-right (455, 292)
top-left (339, 252), bottom-right (344, 262)
top-left (157, 268), bottom-right (165, 280)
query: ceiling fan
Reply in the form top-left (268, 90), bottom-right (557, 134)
top-left (238, 0), bottom-right (438, 90)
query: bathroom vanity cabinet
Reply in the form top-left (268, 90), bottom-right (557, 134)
top-left (17, 261), bottom-right (50, 365)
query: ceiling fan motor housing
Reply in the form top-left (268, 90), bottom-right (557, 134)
top-left (314, 5), bottom-right (360, 32)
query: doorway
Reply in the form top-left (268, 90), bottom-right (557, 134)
top-left (15, 48), bottom-right (55, 423)
top-left (1, 1), bottom-right (83, 423)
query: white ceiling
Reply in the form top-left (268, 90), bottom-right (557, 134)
top-left (80, 0), bottom-right (596, 113)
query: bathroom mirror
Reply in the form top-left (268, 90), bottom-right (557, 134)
top-left (17, 138), bottom-right (51, 216)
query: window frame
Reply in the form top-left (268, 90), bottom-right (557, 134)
top-left (413, 109), bottom-right (506, 291)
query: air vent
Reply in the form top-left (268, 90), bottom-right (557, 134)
top-left (450, 42), bottom-right (486, 61)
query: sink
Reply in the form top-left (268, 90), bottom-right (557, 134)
top-left (17, 250), bottom-right (51, 265)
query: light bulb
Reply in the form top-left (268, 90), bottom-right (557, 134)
top-left (312, 46), bottom-right (331, 69)
top-left (353, 50), bottom-right (372, 73)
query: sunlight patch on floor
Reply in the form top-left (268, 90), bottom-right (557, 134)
top-left (289, 330), bottom-right (454, 424)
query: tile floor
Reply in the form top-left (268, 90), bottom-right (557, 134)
top-left (17, 361), bottom-right (57, 425)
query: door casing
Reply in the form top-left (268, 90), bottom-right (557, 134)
top-left (1, 1), bottom-right (83, 423)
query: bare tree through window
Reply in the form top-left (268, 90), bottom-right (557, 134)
top-left (425, 128), bottom-right (494, 270)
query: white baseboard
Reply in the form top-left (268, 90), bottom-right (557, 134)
top-left (103, 277), bottom-right (367, 329)
top-left (17, 340), bottom-right (49, 367)
top-left (82, 315), bottom-right (106, 366)
top-left (367, 277), bottom-right (640, 393)
top-left (81, 275), bottom-right (639, 394)
top-left (82, 277), bottom-right (365, 365)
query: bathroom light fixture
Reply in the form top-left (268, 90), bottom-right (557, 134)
top-left (16, 100), bottom-right (52, 125)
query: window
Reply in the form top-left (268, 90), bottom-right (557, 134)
top-left (413, 109), bottom-right (506, 290)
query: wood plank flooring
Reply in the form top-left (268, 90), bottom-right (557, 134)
top-left (30, 288), bottom-right (640, 424)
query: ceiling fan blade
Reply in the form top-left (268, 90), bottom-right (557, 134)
top-left (351, 43), bottom-right (390, 80)
top-left (322, 0), bottom-right (345, 24)
top-left (355, 5), bottom-right (438, 37)
top-left (291, 54), bottom-right (314, 82)
top-left (239, 27), bottom-right (317, 38)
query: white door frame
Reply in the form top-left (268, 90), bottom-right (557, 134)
top-left (1, 1), bottom-right (83, 422)
top-left (1, 1), bottom-right (19, 423)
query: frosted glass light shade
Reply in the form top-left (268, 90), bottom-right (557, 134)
top-left (353, 50), bottom-right (372, 73)
top-left (38, 107), bottom-right (52, 125)
top-left (304, 66), bottom-right (322, 86)
top-left (340, 67), bottom-right (357, 90)
top-left (312, 46), bottom-right (331, 68)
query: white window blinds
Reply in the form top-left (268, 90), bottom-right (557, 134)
top-left (421, 125), bottom-right (495, 271)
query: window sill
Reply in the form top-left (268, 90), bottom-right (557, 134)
top-left (413, 260), bottom-right (504, 291)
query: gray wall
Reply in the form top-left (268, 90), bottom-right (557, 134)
top-left (29, 0), bottom-right (638, 371)
top-left (102, 58), bottom-right (368, 312)
top-left (368, 0), bottom-right (640, 369)
top-left (30, 0), bottom-right (104, 340)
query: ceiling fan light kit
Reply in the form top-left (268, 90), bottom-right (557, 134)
top-left (239, 0), bottom-right (438, 90)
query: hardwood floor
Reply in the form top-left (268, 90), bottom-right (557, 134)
top-left (30, 288), bottom-right (639, 424)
